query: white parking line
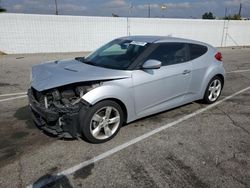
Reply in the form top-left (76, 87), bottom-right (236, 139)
top-left (0, 92), bottom-right (27, 97)
top-left (0, 95), bottom-right (27, 102)
top-left (27, 86), bottom-right (250, 188)
top-left (227, 69), bottom-right (250, 73)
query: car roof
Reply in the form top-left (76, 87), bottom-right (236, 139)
top-left (119, 36), bottom-right (167, 43)
top-left (118, 35), bottom-right (211, 47)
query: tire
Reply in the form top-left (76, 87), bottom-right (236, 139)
top-left (80, 100), bottom-right (124, 143)
top-left (203, 76), bottom-right (223, 104)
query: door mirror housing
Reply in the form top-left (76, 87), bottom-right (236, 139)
top-left (142, 59), bottom-right (162, 69)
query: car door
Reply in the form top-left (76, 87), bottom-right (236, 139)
top-left (184, 43), bottom-right (209, 101)
top-left (132, 43), bottom-right (192, 117)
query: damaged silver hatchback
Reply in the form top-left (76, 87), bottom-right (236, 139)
top-left (28, 36), bottom-right (225, 143)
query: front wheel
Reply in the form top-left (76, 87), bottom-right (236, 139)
top-left (203, 76), bottom-right (223, 104)
top-left (80, 100), bottom-right (124, 143)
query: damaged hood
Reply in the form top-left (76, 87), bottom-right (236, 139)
top-left (31, 58), bottom-right (132, 91)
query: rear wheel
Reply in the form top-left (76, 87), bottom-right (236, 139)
top-left (80, 100), bottom-right (124, 143)
top-left (203, 76), bottom-right (222, 104)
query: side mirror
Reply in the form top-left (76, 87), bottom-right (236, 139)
top-left (142, 59), bottom-right (162, 69)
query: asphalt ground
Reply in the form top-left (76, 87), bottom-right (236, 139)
top-left (0, 48), bottom-right (250, 188)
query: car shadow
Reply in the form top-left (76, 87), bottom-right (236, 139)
top-left (14, 105), bottom-right (36, 129)
top-left (14, 100), bottom-right (206, 143)
top-left (14, 105), bottom-right (76, 141)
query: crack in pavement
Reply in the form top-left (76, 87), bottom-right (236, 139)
top-left (217, 164), bottom-right (248, 187)
top-left (215, 151), bottom-right (242, 167)
top-left (215, 151), bottom-right (249, 187)
top-left (217, 107), bottom-right (250, 135)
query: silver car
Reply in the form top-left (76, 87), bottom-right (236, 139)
top-left (28, 36), bottom-right (225, 143)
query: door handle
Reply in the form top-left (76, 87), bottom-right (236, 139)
top-left (182, 70), bottom-right (191, 75)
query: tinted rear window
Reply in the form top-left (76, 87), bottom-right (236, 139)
top-left (189, 44), bottom-right (208, 60)
top-left (147, 43), bottom-right (188, 66)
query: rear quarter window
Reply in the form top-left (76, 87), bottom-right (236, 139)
top-left (189, 44), bottom-right (208, 60)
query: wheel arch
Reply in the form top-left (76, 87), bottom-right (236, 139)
top-left (200, 65), bottom-right (225, 99)
top-left (82, 85), bottom-right (136, 123)
top-left (93, 98), bottom-right (128, 123)
top-left (202, 73), bottom-right (224, 100)
top-left (216, 74), bottom-right (224, 88)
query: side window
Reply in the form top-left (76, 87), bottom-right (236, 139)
top-left (189, 44), bottom-right (208, 60)
top-left (147, 43), bottom-right (188, 66)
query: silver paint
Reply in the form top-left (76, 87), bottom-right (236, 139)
top-left (30, 36), bottom-right (225, 123)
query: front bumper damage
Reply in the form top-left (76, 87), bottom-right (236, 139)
top-left (28, 88), bottom-right (88, 139)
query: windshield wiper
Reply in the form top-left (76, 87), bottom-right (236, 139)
top-left (83, 60), bottom-right (95, 65)
top-left (75, 57), bottom-right (97, 66)
top-left (82, 59), bottom-right (98, 66)
top-left (75, 57), bottom-right (85, 62)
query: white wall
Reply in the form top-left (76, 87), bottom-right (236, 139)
top-left (129, 18), bottom-right (226, 47)
top-left (1, 13), bottom-right (250, 54)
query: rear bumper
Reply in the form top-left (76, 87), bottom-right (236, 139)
top-left (28, 89), bottom-right (86, 139)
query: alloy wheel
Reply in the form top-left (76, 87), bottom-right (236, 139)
top-left (90, 106), bottom-right (120, 140)
top-left (208, 79), bottom-right (222, 102)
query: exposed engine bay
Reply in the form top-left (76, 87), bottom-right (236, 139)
top-left (32, 82), bottom-right (101, 111)
top-left (29, 82), bottom-right (102, 138)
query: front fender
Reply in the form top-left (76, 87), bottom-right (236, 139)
top-left (82, 84), bottom-right (136, 123)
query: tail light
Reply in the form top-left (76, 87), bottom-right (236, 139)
top-left (215, 52), bottom-right (222, 61)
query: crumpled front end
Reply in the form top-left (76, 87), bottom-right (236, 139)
top-left (28, 58), bottom-right (131, 138)
top-left (28, 87), bottom-right (90, 139)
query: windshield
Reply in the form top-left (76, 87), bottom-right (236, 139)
top-left (83, 39), bottom-right (149, 70)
